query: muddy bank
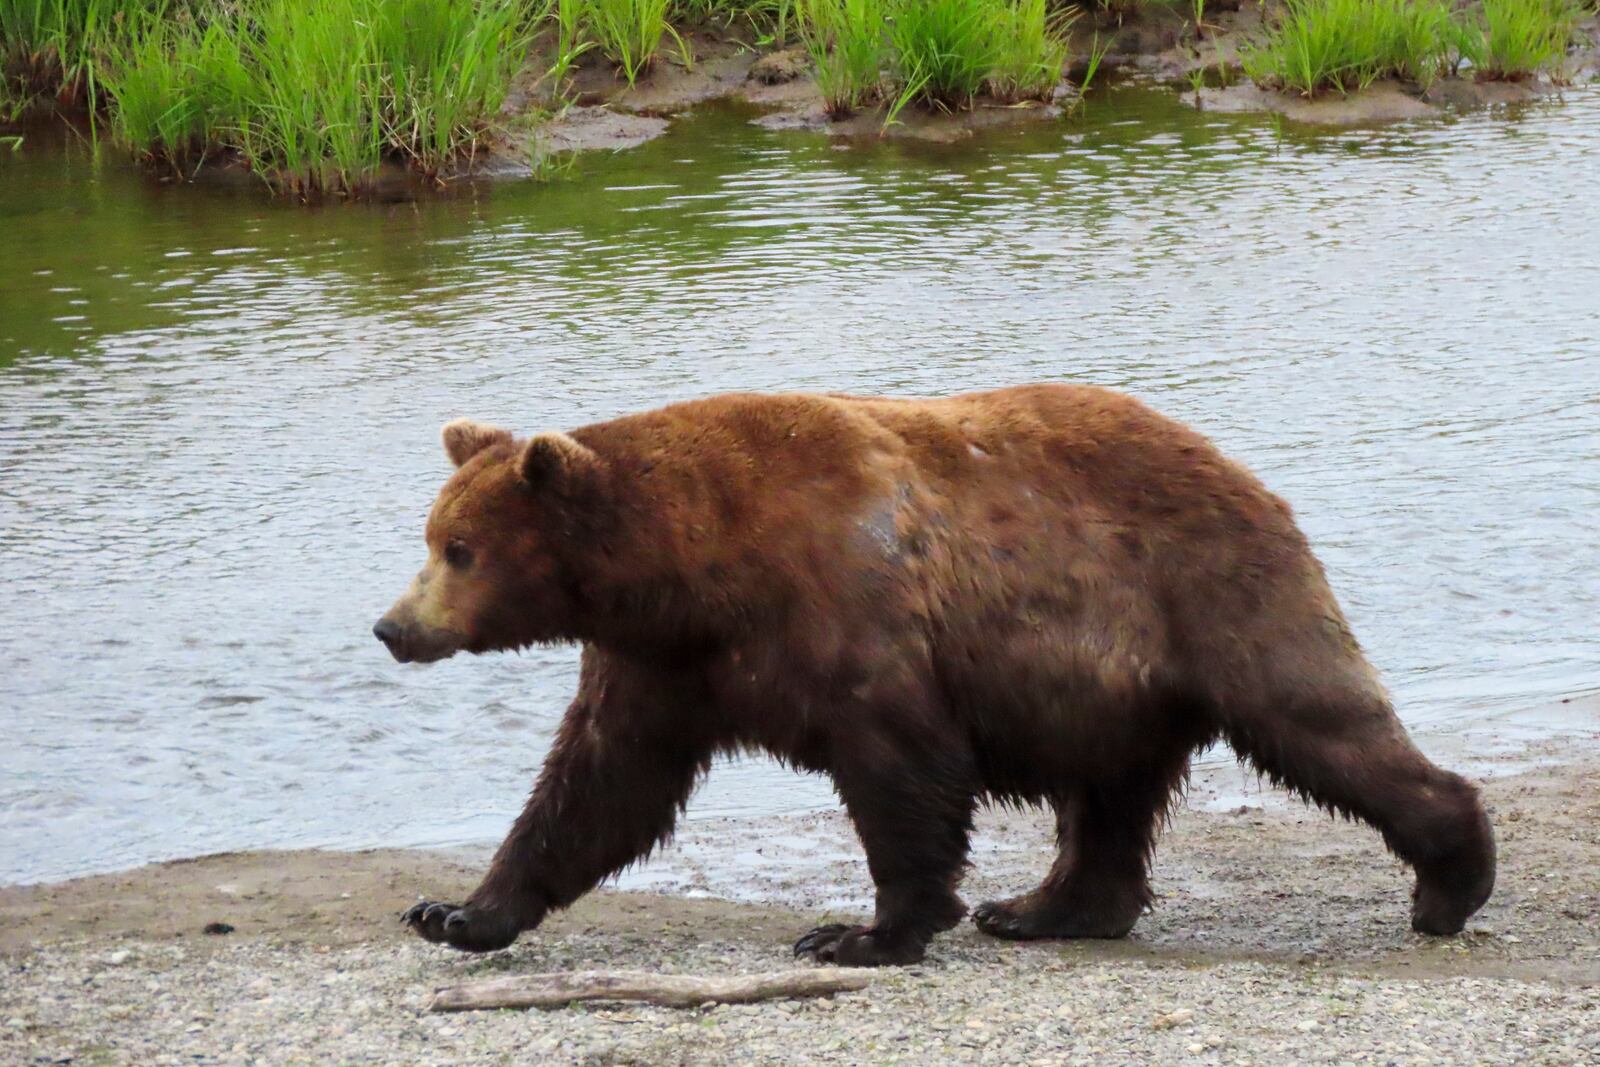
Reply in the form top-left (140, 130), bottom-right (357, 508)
top-left (3, 729), bottom-right (1596, 1062)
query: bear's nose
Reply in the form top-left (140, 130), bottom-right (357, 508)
top-left (373, 618), bottom-right (404, 656)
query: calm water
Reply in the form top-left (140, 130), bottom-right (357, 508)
top-left (2, 90), bottom-right (1597, 886)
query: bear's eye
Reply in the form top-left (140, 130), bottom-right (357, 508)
top-left (444, 540), bottom-right (473, 570)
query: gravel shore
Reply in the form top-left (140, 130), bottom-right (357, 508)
top-left (4, 727), bottom-right (1597, 1065)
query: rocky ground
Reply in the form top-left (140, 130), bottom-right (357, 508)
top-left (3, 713), bottom-right (1597, 1065)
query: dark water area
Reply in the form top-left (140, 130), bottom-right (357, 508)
top-left (2, 89), bottom-right (1597, 885)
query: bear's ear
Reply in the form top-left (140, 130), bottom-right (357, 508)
top-left (520, 431), bottom-right (604, 498)
top-left (442, 419), bottom-right (513, 469)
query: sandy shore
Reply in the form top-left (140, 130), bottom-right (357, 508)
top-left (3, 725), bottom-right (1597, 1064)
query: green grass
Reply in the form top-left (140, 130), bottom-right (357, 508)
top-left (796, 0), bottom-right (886, 116)
top-left (1455, 0), bottom-right (1580, 81)
top-left (93, 0), bottom-right (536, 196)
top-left (1241, 0), bottom-right (1456, 95)
top-left (548, 0), bottom-right (594, 85)
top-left (987, 0), bottom-right (1072, 103)
top-left (97, 10), bottom-right (249, 169)
top-left (1243, 0), bottom-right (1578, 95)
top-left (797, 0), bottom-right (1070, 116)
top-left (887, 0), bottom-right (999, 109)
top-left (1, 0), bottom-right (160, 112)
top-left (585, 0), bottom-right (680, 84)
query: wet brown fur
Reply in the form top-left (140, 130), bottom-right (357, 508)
top-left (380, 384), bottom-right (1496, 965)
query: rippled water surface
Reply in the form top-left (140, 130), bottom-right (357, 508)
top-left (2, 90), bottom-right (1597, 884)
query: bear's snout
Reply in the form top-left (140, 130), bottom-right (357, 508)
top-left (372, 618), bottom-right (407, 660)
top-left (373, 613), bottom-right (465, 664)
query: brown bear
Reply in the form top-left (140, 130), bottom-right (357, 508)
top-left (374, 384), bottom-right (1495, 966)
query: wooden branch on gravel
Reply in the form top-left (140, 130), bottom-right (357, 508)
top-left (427, 968), bottom-right (873, 1013)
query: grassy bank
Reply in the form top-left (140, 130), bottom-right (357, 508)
top-left (0, 0), bottom-right (1078, 194)
top-left (1241, 0), bottom-right (1585, 95)
top-left (2, 0), bottom-right (537, 194)
top-left (3, 0), bottom-right (1590, 195)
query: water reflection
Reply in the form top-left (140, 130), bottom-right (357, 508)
top-left (1, 89), bottom-right (1596, 884)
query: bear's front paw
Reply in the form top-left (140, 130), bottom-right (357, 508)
top-left (793, 923), bottom-right (926, 966)
top-left (401, 900), bottom-right (521, 952)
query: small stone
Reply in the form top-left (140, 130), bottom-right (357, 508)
top-left (1188, 1043), bottom-right (1206, 1054)
top-left (1295, 1020), bottom-right (1320, 1032)
top-left (106, 950), bottom-right (132, 966)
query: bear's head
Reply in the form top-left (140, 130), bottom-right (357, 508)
top-left (372, 419), bottom-right (608, 663)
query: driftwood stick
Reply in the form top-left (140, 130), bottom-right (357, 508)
top-left (428, 968), bottom-right (873, 1013)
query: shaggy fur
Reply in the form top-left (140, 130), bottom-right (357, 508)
top-left (377, 384), bottom-right (1495, 965)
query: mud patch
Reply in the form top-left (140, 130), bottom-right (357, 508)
top-left (1189, 80), bottom-right (1438, 124)
top-left (754, 99), bottom-right (1066, 143)
top-left (1424, 78), bottom-right (1560, 110)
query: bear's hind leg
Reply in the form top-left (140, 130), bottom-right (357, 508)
top-left (1224, 691), bottom-right (1495, 935)
top-left (794, 737), bottom-right (977, 967)
top-left (973, 746), bottom-right (1191, 941)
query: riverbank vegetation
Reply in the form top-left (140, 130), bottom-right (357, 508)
top-left (2, 0), bottom-right (533, 193)
top-left (2, 0), bottom-right (1592, 196)
top-left (796, 0), bottom-right (1071, 117)
top-left (1241, 0), bottom-right (1586, 95)
top-left (0, 0), bottom-right (1075, 192)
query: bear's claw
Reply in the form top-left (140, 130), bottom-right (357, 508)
top-left (971, 900), bottom-right (1029, 939)
top-left (401, 899), bottom-right (520, 952)
top-left (793, 923), bottom-right (926, 966)
top-left (793, 923), bottom-right (853, 959)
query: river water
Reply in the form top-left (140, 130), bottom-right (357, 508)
top-left (2, 89), bottom-right (1596, 886)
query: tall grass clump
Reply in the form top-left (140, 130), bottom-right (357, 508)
top-left (586, 0), bottom-right (682, 84)
top-left (370, 0), bottom-right (538, 168)
top-left (795, 0), bottom-right (885, 116)
top-left (1455, 0), bottom-right (1579, 80)
top-left (0, 0), bottom-right (159, 111)
top-left (887, 0), bottom-right (999, 109)
top-left (1241, 0), bottom-right (1455, 95)
top-left (97, 10), bottom-right (251, 169)
top-left (987, 0), bottom-right (1071, 102)
top-left (794, 0), bottom-right (1070, 117)
top-left (94, 0), bottom-right (535, 196)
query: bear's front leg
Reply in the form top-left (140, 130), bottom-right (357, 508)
top-left (403, 648), bottom-right (710, 953)
top-left (794, 729), bottom-right (977, 967)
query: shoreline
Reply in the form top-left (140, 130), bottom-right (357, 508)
top-left (8, 9), bottom-right (1597, 203)
top-left (489, 9), bottom-right (1600, 178)
top-left (3, 722), bottom-right (1596, 1062)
